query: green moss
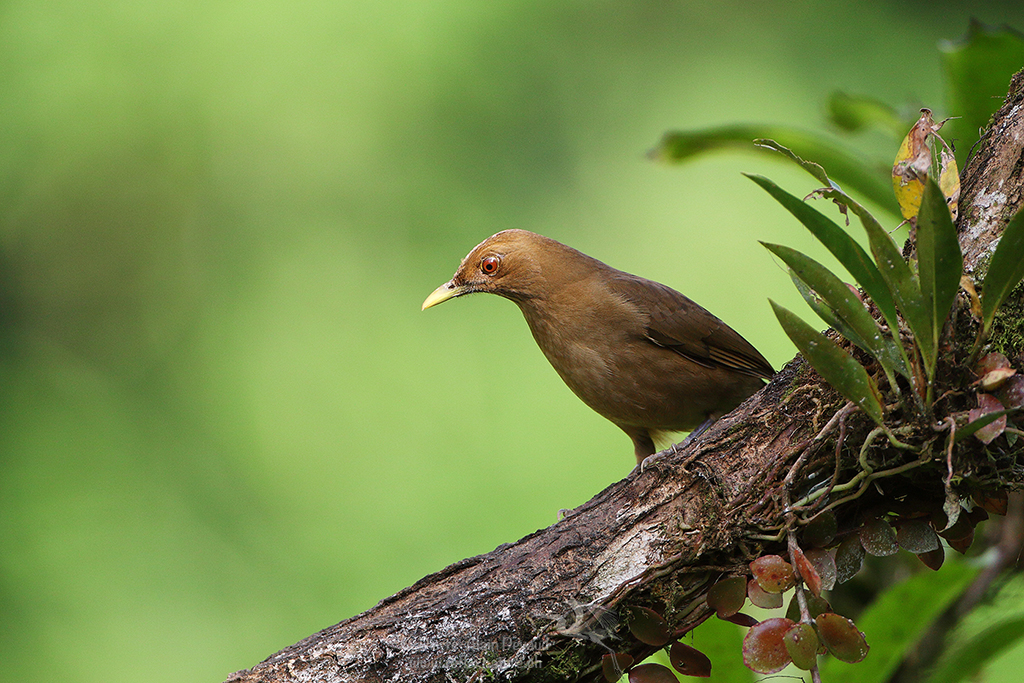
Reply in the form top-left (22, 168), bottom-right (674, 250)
top-left (987, 281), bottom-right (1024, 358)
top-left (543, 642), bottom-right (591, 681)
top-left (972, 250), bottom-right (994, 284)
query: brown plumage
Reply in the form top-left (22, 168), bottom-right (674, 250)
top-left (422, 229), bottom-right (774, 463)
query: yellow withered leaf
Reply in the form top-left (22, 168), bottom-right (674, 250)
top-left (892, 108), bottom-right (960, 221)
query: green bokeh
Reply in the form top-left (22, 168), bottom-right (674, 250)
top-left (3, 2), bottom-right (1024, 681)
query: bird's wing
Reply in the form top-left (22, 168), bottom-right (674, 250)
top-left (612, 274), bottom-right (775, 379)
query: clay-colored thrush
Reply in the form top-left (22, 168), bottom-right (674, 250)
top-left (422, 230), bottom-right (774, 463)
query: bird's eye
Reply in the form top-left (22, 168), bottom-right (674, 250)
top-left (480, 255), bottom-right (501, 275)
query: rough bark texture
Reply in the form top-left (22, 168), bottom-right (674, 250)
top-left (227, 70), bottom-right (1024, 683)
top-left (959, 71), bottom-right (1024, 273)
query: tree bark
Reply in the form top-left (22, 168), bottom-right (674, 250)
top-left (226, 70), bottom-right (1024, 683)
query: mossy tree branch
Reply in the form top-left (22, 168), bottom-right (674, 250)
top-left (226, 70), bottom-right (1024, 683)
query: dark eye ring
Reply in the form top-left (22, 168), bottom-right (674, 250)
top-left (480, 255), bottom-right (500, 275)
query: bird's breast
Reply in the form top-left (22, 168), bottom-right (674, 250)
top-left (520, 299), bottom-right (656, 418)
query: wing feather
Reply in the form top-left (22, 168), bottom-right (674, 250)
top-left (610, 274), bottom-right (774, 379)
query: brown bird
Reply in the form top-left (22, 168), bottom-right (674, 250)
top-left (422, 230), bottom-right (774, 464)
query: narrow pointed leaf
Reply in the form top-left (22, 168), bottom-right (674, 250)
top-left (765, 242), bottom-right (908, 379)
top-left (790, 270), bottom-right (865, 346)
top-left (917, 175), bottom-right (964, 362)
top-left (981, 206), bottom-right (1024, 335)
top-left (954, 408), bottom-right (1019, 444)
top-left (771, 301), bottom-right (884, 425)
top-left (653, 127), bottom-right (896, 212)
top-left (747, 174), bottom-right (899, 329)
top-left (789, 272), bottom-right (908, 393)
top-left (767, 242), bottom-right (877, 338)
top-left (859, 207), bottom-right (935, 372)
top-left (752, 139), bottom-right (832, 186)
top-left (806, 186), bottom-right (908, 333)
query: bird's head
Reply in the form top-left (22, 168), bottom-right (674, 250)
top-left (422, 229), bottom-right (558, 310)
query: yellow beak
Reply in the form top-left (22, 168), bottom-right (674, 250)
top-left (422, 281), bottom-right (468, 310)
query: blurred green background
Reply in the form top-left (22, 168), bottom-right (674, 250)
top-left (3, 2), bottom-right (1024, 681)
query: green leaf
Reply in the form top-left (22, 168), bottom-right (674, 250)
top-left (789, 271), bottom-right (871, 351)
top-left (752, 139), bottom-right (832, 187)
top-left (746, 174), bottom-right (900, 331)
top-left (953, 408), bottom-right (1020, 444)
top-left (929, 617), bottom-right (1024, 683)
top-left (770, 300), bottom-right (884, 425)
top-left (820, 558), bottom-right (977, 683)
top-left (981, 206), bottom-right (1024, 337)
top-left (927, 573), bottom-right (1024, 683)
top-left (793, 272), bottom-right (909, 386)
top-left (763, 242), bottom-right (907, 380)
top-left (653, 125), bottom-right (897, 213)
top-left (827, 91), bottom-right (910, 138)
top-left (916, 175), bottom-right (964, 369)
top-left (859, 206), bottom-right (936, 375)
top-left (940, 21), bottom-right (1024, 162)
